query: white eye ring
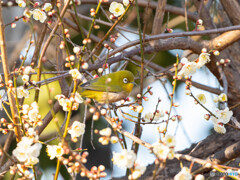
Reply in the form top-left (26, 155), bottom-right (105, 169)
top-left (123, 78), bottom-right (128, 84)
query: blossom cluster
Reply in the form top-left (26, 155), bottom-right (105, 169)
top-left (22, 101), bottom-right (42, 128)
top-left (178, 50), bottom-right (211, 77)
top-left (211, 107), bottom-right (233, 134)
top-left (112, 149), bottom-right (146, 179)
top-left (152, 134), bottom-right (176, 160)
top-left (193, 92), bottom-right (232, 134)
top-left (96, 127), bottom-right (119, 145)
top-left (55, 92), bottom-right (83, 111)
top-left (13, 136), bottom-right (42, 165)
top-left (69, 69), bottom-right (83, 80)
top-left (20, 2), bottom-right (53, 23)
top-left (184, 77), bottom-right (233, 134)
top-left (14, 66), bottom-right (35, 99)
top-left (144, 108), bottom-right (165, 122)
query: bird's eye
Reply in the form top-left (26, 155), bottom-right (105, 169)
top-left (123, 78), bottom-right (128, 84)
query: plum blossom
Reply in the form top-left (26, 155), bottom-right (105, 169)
top-left (12, 136), bottom-right (42, 165)
top-left (112, 149), bottom-right (136, 169)
top-left (109, 2), bottom-right (125, 17)
top-left (32, 9), bottom-right (47, 23)
top-left (47, 145), bottom-right (64, 160)
top-left (68, 121), bottom-right (85, 139)
top-left (174, 167), bottom-right (192, 180)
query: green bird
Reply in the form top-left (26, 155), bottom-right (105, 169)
top-left (79, 70), bottom-right (134, 103)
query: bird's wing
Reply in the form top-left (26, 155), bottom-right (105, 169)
top-left (80, 79), bottom-right (123, 92)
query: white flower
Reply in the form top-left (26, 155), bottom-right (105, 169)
top-left (99, 137), bottom-right (109, 145)
top-left (218, 93), bottom-right (227, 102)
top-left (29, 143), bottom-right (42, 158)
top-left (109, 2), bottom-right (125, 17)
top-left (28, 108), bottom-right (39, 122)
top-left (144, 110), bottom-right (164, 122)
top-left (26, 156), bottom-right (39, 166)
top-left (62, 98), bottom-right (71, 111)
top-left (73, 46), bottom-right (81, 53)
top-left (196, 53), bottom-right (210, 68)
top-left (195, 174), bottom-right (205, 180)
top-left (180, 57), bottom-right (189, 64)
top-left (68, 121), bottom-right (85, 139)
top-left (23, 66), bottom-right (33, 75)
top-left (178, 61), bottom-right (198, 77)
top-left (27, 128), bottom-right (38, 137)
top-left (163, 135), bottom-right (176, 147)
top-left (55, 94), bottom-right (66, 106)
top-left (69, 69), bottom-right (82, 80)
top-left (43, 3), bottom-right (52, 12)
top-left (155, 109), bottom-right (165, 119)
top-left (196, 94), bottom-right (206, 104)
top-left (32, 9), bottom-right (47, 23)
top-left (174, 167), bottom-right (192, 180)
top-left (213, 123), bottom-right (226, 134)
top-left (152, 142), bottom-right (170, 160)
top-left (22, 75), bottom-right (29, 82)
top-left (18, 136), bottom-right (34, 149)
top-left (12, 136), bottom-right (42, 165)
top-left (99, 127), bottom-right (112, 136)
top-left (123, 0), bottom-right (129, 6)
top-left (23, 10), bottom-right (32, 18)
top-left (110, 136), bottom-right (119, 144)
top-left (74, 92), bottom-right (83, 103)
top-left (136, 105), bottom-right (143, 113)
top-left (47, 145), bottom-right (64, 160)
top-left (16, 0), bottom-right (26, 7)
top-left (144, 112), bottom-right (154, 122)
top-left (22, 104), bottom-right (29, 114)
top-left (168, 148), bottom-right (175, 160)
top-left (211, 107), bottom-right (233, 124)
top-left (112, 149), bottom-right (136, 169)
top-left (129, 162), bottom-right (146, 179)
top-left (213, 96), bottom-right (219, 103)
top-left (13, 146), bottom-right (29, 162)
top-left (31, 101), bottom-right (39, 110)
top-left (16, 86), bottom-right (29, 98)
top-left (157, 122), bottom-right (167, 133)
top-left (133, 161), bottom-right (146, 177)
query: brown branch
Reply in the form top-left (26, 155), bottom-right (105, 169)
top-left (31, 22), bottom-right (48, 65)
top-left (99, 25), bottom-right (240, 61)
top-left (34, 1), bottom-right (70, 102)
top-left (80, 0), bottom-right (198, 21)
top-left (220, 0), bottom-right (240, 25)
top-left (208, 30), bottom-right (240, 51)
top-left (0, 132), bottom-right (13, 167)
top-left (209, 139), bottom-right (240, 165)
top-left (35, 101), bottom-right (62, 136)
top-left (152, 0), bottom-right (167, 35)
top-left (67, 10), bottom-right (141, 36)
top-left (0, 2), bottom-right (21, 141)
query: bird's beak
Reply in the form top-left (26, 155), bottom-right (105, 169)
top-left (132, 82), bottom-right (137, 86)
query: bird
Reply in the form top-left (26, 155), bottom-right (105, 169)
top-left (79, 70), bottom-right (134, 103)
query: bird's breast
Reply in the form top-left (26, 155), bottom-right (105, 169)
top-left (98, 91), bottom-right (129, 103)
